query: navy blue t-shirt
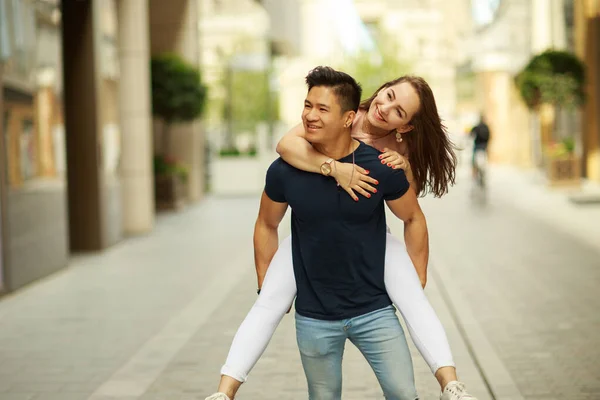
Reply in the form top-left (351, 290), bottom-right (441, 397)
top-left (265, 142), bottom-right (410, 320)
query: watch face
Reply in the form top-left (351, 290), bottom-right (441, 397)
top-left (321, 163), bottom-right (332, 176)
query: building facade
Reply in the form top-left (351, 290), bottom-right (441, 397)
top-left (461, 0), bottom-right (599, 181)
top-left (0, 0), bottom-right (204, 293)
top-left (354, 0), bottom-right (472, 121)
top-left (574, 0), bottom-right (600, 182)
top-left (460, 0), bottom-right (532, 166)
top-left (0, 0), bottom-right (69, 293)
top-left (198, 0), bottom-right (271, 151)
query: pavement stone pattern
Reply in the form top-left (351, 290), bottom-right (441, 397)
top-left (139, 258), bottom-right (489, 400)
top-left (0, 198), bottom-right (259, 400)
top-left (417, 164), bottom-right (600, 400)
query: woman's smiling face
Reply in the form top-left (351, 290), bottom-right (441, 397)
top-left (367, 82), bottom-right (421, 134)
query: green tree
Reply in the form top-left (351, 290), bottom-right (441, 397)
top-left (514, 50), bottom-right (586, 155)
top-left (227, 70), bottom-right (270, 131)
top-left (340, 28), bottom-right (412, 98)
top-left (151, 53), bottom-right (208, 157)
top-left (515, 50), bottom-right (585, 111)
top-left (222, 67), bottom-right (279, 149)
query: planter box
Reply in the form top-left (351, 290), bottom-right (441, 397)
top-left (211, 156), bottom-right (267, 196)
top-left (155, 174), bottom-right (187, 210)
top-left (546, 155), bottom-right (581, 187)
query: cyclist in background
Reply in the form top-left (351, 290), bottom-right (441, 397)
top-left (470, 115), bottom-right (490, 186)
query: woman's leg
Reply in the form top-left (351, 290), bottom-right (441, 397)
top-left (216, 235), bottom-right (297, 398)
top-left (383, 233), bottom-right (458, 390)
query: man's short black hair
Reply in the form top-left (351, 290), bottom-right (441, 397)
top-left (305, 66), bottom-right (362, 114)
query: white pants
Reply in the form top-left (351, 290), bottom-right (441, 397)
top-left (221, 234), bottom-right (455, 382)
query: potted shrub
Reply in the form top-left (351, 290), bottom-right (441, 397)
top-left (515, 50), bottom-right (585, 185)
top-left (151, 53), bottom-right (207, 209)
top-left (545, 137), bottom-right (581, 186)
top-left (153, 155), bottom-right (188, 210)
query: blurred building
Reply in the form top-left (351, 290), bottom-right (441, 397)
top-left (198, 0), bottom-right (270, 134)
top-left (0, 0), bottom-right (203, 293)
top-left (353, 0), bottom-right (472, 121)
top-left (573, 1), bottom-right (600, 182)
top-left (271, 0), bottom-right (372, 129)
top-left (457, 0), bottom-right (532, 166)
top-left (460, 0), bottom-right (600, 184)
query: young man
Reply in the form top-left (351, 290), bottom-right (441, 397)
top-left (262, 66), bottom-right (426, 399)
top-left (206, 67), bottom-right (427, 399)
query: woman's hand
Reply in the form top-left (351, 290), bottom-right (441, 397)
top-left (379, 147), bottom-right (415, 185)
top-left (379, 148), bottom-right (410, 171)
top-left (331, 161), bottom-right (379, 201)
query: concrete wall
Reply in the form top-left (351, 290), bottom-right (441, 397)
top-left (4, 185), bottom-right (69, 291)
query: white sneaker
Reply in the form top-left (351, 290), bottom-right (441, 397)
top-left (205, 393), bottom-right (231, 400)
top-left (440, 381), bottom-right (478, 400)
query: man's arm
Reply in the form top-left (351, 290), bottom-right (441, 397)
top-left (254, 191), bottom-right (288, 289)
top-left (276, 123), bottom-right (326, 174)
top-left (385, 189), bottom-right (429, 288)
top-left (275, 123), bottom-right (377, 200)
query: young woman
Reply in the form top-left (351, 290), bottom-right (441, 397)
top-left (207, 76), bottom-right (477, 400)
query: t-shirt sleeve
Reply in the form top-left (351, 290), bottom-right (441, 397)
top-left (382, 168), bottom-right (410, 201)
top-left (264, 159), bottom-right (287, 203)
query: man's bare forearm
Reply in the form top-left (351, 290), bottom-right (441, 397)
top-left (253, 219), bottom-right (280, 289)
top-left (277, 135), bottom-right (329, 174)
top-left (403, 212), bottom-right (429, 287)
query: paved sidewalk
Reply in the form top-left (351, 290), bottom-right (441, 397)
top-left (489, 164), bottom-right (600, 252)
top-left (418, 161), bottom-right (600, 400)
top-left (0, 194), bottom-right (491, 400)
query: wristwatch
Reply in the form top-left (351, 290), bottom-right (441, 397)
top-left (320, 158), bottom-right (335, 176)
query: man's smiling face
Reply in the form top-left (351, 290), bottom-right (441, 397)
top-left (302, 86), bottom-right (347, 144)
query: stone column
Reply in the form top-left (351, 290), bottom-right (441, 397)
top-left (0, 63), bottom-right (6, 291)
top-left (117, 0), bottom-right (154, 234)
top-left (582, 7), bottom-right (600, 181)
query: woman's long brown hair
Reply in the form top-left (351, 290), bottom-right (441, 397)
top-left (359, 76), bottom-right (457, 197)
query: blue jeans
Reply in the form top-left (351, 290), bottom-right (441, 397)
top-left (295, 306), bottom-right (418, 400)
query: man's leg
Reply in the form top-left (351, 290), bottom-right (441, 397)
top-left (296, 313), bottom-right (346, 400)
top-left (348, 306), bottom-right (418, 400)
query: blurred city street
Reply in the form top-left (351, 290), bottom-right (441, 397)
top-left (1, 1), bottom-right (600, 400)
top-left (0, 150), bottom-right (598, 400)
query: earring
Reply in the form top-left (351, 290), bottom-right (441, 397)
top-left (395, 131), bottom-right (403, 142)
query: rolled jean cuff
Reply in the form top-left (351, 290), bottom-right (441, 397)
top-left (220, 365), bottom-right (247, 383)
top-left (432, 361), bottom-right (456, 375)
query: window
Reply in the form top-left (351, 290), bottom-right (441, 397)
top-left (2, 0), bottom-right (64, 187)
